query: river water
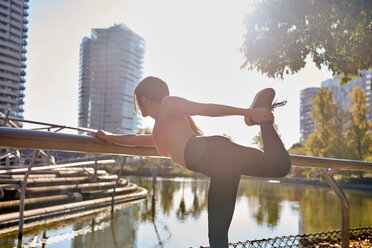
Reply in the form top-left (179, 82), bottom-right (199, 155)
top-left (1, 176), bottom-right (372, 248)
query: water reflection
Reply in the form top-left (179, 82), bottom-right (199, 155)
top-left (175, 178), bottom-right (207, 221)
top-left (241, 180), bottom-right (283, 228)
top-left (2, 177), bottom-right (372, 247)
top-left (71, 207), bottom-right (138, 248)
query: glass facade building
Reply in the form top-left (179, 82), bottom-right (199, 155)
top-left (300, 70), bottom-right (372, 141)
top-left (0, 0), bottom-right (28, 122)
top-left (78, 24), bottom-right (145, 134)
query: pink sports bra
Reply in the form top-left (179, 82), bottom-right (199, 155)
top-left (152, 115), bottom-right (191, 157)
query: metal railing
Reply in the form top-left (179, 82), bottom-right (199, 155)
top-left (0, 125), bottom-right (158, 157)
top-left (0, 113), bottom-right (147, 241)
top-left (0, 125), bottom-right (372, 247)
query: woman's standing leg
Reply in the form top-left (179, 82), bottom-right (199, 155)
top-left (185, 127), bottom-right (290, 248)
top-left (203, 123), bottom-right (290, 247)
top-left (207, 172), bottom-right (240, 248)
top-left (185, 136), bottom-right (242, 248)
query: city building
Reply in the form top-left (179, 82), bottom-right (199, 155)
top-left (300, 70), bottom-right (372, 141)
top-left (0, 0), bottom-right (28, 122)
top-left (78, 24), bottom-right (145, 134)
top-left (300, 87), bottom-right (320, 142)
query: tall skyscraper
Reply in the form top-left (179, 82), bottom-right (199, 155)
top-left (0, 0), bottom-right (28, 121)
top-left (78, 24), bottom-right (145, 134)
top-left (300, 70), bottom-right (372, 141)
top-left (300, 87), bottom-right (319, 142)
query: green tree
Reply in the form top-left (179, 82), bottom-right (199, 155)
top-left (366, 145), bottom-right (372, 162)
top-left (288, 142), bottom-right (308, 178)
top-left (306, 87), bottom-right (348, 158)
top-left (241, 0), bottom-right (372, 85)
top-left (303, 86), bottom-right (371, 181)
top-left (345, 86), bottom-right (372, 161)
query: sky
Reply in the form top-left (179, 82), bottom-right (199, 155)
top-left (24, 0), bottom-right (333, 149)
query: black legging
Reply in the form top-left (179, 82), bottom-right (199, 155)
top-left (184, 123), bottom-right (291, 248)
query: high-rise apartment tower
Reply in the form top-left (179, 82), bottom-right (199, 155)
top-left (78, 24), bottom-right (145, 134)
top-left (300, 87), bottom-right (320, 142)
top-left (0, 0), bottom-right (28, 121)
top-left (300, 70), bottom-right (372, 141)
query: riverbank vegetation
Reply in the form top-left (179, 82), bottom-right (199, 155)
top-left (286, 86), bottom-right (372, 185)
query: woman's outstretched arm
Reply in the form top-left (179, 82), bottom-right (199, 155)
top-left (161, 96), bottom-right (273, 123)
top-left (93, 130), bottom-right (154, 147)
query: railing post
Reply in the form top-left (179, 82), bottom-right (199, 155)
top-left (16, 150), bottom-right (22, 166)
top-left (112, 156), bottom-right (126, 212)
top-left (321, 169), bottom-right (350, 248)
top-left (4, 109), bottom-right (10, 167)
top-left (18, 150), bottom-right (39, 240)
top-left (47, 128), bottom-right (51, 166)
top-left (2, 109), bottom-right (10, 127)
top-left (39, 150), bottom-right (56, 165)
top-left (94, 154), bottom-right (98, 182)
top-left (5, 152), bottom-right (9, 166)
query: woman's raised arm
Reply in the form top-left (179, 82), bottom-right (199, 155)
top-left (93, 130), bottom-right (154, 147)
top-left (161, 96), bottom-right (273, 123)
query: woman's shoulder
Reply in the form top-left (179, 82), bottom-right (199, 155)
top-left (160, 96), bottom-right (184, 107)
top-left (159, 96), bottom-right (185, 117)
top-left (158, 102), bottom-right (189, 123)
top-left (157, 111), bottom-right (187, 123)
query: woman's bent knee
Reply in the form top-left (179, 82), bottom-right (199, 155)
top-left (266, 155), bottom-right (291, 177)
top-left (276, 156), bottom-right (291, 177)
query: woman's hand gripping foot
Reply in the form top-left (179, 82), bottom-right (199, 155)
top-left (245, 107), bottom-right (274, 125)
top-left (244, 88), bottom-right (286, 126)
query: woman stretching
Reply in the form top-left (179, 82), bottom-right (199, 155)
top-left (94, 76), bottom-right (291, 248)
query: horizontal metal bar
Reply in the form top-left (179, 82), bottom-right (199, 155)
top-left (0, 127), bottom-right (159, 157)
top-left (290, 155), bottom-right (372, 172)
top-left (31, 126), bottom-right (54, 131)
top-left (0, 166), bottom-right (27, 169)
top-left (0, 184), bottom-right (21, 189)
top-left (1, 127), bottom-right (372, 172)
top-left (0, 159), bottom-right (116, 174)
top-left (0, 116), bottom-right (95, 133)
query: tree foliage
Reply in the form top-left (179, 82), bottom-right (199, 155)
top-left (345, 86), bottom-right (372, 161)
top-left (241, 0), bottom-right (372, 85)
top-left (288, 142), bottom-right (308, 177)
top-left (306, 87), bottom-right (348, 158)
top-left (288, 86), bottom-right (372, 180)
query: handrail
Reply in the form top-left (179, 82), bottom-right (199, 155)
top-left (0, 127), bottom-right (371, 171)
top-left (0, 127), bottom-right (159, 157)
top-left (290, 154), bottom-right (372, 171)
